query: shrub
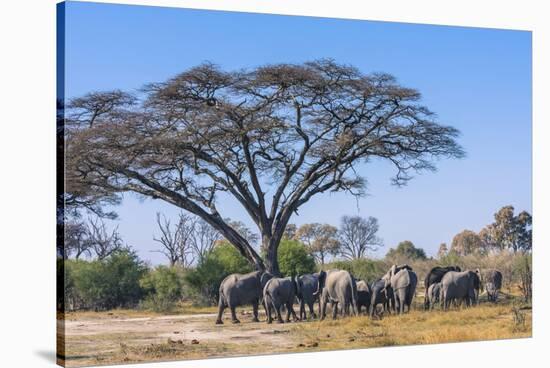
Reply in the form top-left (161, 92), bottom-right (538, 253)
top-left (72, 249), bottom-right (148, 310)
top-left (278, 239), bottom-right (316, 277)
top-left (326, 258), bottom-right (387, 284)
top-left (140, 266), bottom-right (185, 312)
top-left (185, 242), bottom-right (252, 305)
top-left (385, 240), bottom-right (427, 263)
top-left (513, 253), bottom-right (532, 302)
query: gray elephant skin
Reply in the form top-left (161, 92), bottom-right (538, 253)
top-left (427, 282), bottom-right (441, 310)
top-left (263, 276), bottom-right (300, 323)
top-left (370, 278), bottom-right (394, 317)
top-left (315, 269), bottom-right (358, 320)
top-left (388, 266), bottom-right (418, 314)
top-left (296, 273), bottom-right (320, 320)
top-left (356, 280), bottom-right (372, 315)
top-left (216, 270), bottom-right (273, 324)
top-left (440, 270), bottom-right (481, 310)
top-left (423, 265), bottom-right (461, 309)
top-left (484, 269), bottom-right (503, 302)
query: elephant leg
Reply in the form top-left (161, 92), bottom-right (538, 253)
top-left (216, 297), bottom-right (225, 324)
top-left (299, 300), bottom-right (305, 320)
top-left (266, 299), bottom-right (273, 324)
top-left (320, 294), bottom-right (328, 321)
top-left (332, 301), bottom-right (338, 320)
top-left (230, 305), bottom-right (240, 324)
top-left (288, 302), bottom-right (299, 322)
top-left (308, 301), bottom-right (316, 319)
top-left (275, 303), bottom-right (284, 323)
top-left (252, 300), bottom-right (259, 322)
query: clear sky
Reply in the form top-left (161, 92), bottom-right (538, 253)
top-left (62, 1), bottom-right (532, 264)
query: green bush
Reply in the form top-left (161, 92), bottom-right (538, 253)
top-left (71, 249), bottom-right (148, 310)
top-left (278, 239), bottom-right (316, 277)
top-left (185, 242), bottom-right (252, 305)
top-left (140, 266), bottom-right (185, 312)
top-left (326, 258), bottom-right (387, 283)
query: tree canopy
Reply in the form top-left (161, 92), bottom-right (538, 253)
top-left (65, 59), bottom-right (464, 274)
top-left (386, 240), bottom-right (427, 261)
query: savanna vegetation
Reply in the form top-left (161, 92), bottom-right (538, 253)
top-left (58, 60), bottom-right (532, 366)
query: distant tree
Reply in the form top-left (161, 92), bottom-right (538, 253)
top-left (277, 239), bottom-right (316, 277)
top-left (283, 224), bottom-right (297, 240)
top-left (153, 212), bottom-right (197, 267)
top-left (190, 218), bottom-right (221, 263)
top-left (224, 219), bottom-right (259, 246)
top-left (338, 215), bottom-right (383, 259)
top-left (295, 223), bottom-right (340, 264)
top-left (66, 60), bottom-right (464, 274)
top-left (450, 230), bottom-right (484, 256)
top-left (386, 240), bottom-right (427, 261)
top-left (64, 220), bottom-right (92, 259)
top-left (86, 217), bottom-right (124, 260)
top-left (436, 242), bottom-right (448, 259)
top-left (487, 206), bottom-right (532, 253)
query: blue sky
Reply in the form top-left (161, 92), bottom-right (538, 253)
top-left (62, 1), bottom-right (532, 264)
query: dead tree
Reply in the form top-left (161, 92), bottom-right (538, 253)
top-left (86, 217), bottom-right (123, 260)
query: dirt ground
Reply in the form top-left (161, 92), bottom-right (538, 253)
top-left (58, 296), bottom-right (532, 367)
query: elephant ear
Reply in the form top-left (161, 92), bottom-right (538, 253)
top-left (313, 270), bottom-right (326, 296)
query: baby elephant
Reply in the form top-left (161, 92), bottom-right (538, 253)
top-left (263, 276), bottom-right (299, 324)
top-left (427, 282), bottom-right (441, 310)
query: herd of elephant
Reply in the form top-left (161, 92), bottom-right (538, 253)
top-left (215, 264), bottom-right (503, 324)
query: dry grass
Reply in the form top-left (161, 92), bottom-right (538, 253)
top-left (60, 294), bottom-right (531, 367)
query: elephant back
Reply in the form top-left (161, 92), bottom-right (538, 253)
top-left (391, 269), bottom-right (412, 290)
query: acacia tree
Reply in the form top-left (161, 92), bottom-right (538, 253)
top-left (338, 215), bottom-right (383, 259)
top-left (65, 59), bottom-right (463, 274)
top-left (295, 223), bottom-right (340, 264)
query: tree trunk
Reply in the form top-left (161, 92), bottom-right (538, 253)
top-left (264, 242), bottom-right (281, 276)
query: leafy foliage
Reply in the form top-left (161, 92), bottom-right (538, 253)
top-left (326, 258), bottom-right (387, 283)
top-left (140, 266), bottom-right (185, 312)
top-left (68, 249), bottom-right (147, 310)
top-left (295, 223), bottom-right (340, 264)
top-left (450, 230), bottom-right (485, 256)
top-left (277, 239), bottom-right (316, 277)
top-left (385, 240), bottom-right (427, 262)
top-left (184, 242), bottom-right (253, 305)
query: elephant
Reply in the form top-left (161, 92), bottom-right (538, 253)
top-left (263, 276), bottom-right (300, 324)
top-left (356, 280), bottom-right (372, 315)
top-left (440, 270), bottom-right (481, 310)
top-left (314, 269), bottom-right (358, 320)
top-left (484, 269), bottom-right (503, 302)
top-left (423, 266), bottom-right (461, 309)
top-left (296, 273), bottom-right (321, 320)
top-left (216, 270), bottom-right (273, 324)
top-left (387, 265), bottom-right (417, 314)
top-left (369, 278), bottom-right (394, 317)
top-left (427, 282), bottom-right (441, 310)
